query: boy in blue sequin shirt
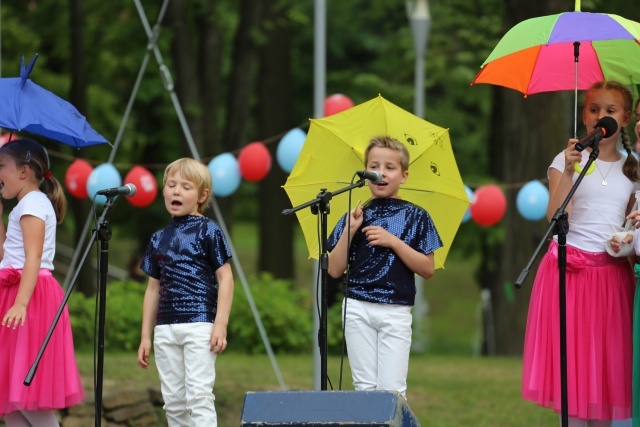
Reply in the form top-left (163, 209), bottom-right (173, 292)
top-left (327, 135), bottom-right (442, 398)
top-left (137, 158), bottom-right (234, 427)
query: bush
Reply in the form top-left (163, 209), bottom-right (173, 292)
top-left (229, 273), bottom-right (313, 353)
top-left (68, 280), bottom-right (146, 352)
top-left (67, 274), bottom-right (349, 355)
top-left (230, 273), bottom-right (348, 355)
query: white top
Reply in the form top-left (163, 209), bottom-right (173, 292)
top-left (0, 191), bottom-right (56, 270)
top-left (550, 151), bottom-right (640, 253)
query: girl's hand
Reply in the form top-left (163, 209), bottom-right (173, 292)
top-left (2, 304), bottom-right (26, 329)
top-left (627, 210), bottom-right (640, 228)
top-left (362, 225), bottom-right (398, 249)
top-left (610, 233), bottom-right (634, 253)
top-left (565, 138), bottom-right (582, 171)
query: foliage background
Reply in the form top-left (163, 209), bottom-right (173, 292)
top-left (1, 0), bottom-right (639, 356)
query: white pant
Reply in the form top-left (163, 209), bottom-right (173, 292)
top-left (154, 322), bottom-right (217, 427)
top-left (343, 298), bottom-right (413, 397)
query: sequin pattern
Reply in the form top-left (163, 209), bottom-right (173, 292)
top-left (141, 215), bottom-right (232, 325)
top-left (327, 198), bottom-right (442, 306)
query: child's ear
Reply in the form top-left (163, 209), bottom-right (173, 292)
top-left (199, 188), bottom-right (211, 203)
top-left (401, 170), bottom-right (408, 184)
top-left (623, 110), bottom-right (631, 128)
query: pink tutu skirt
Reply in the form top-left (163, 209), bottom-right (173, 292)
top-left (0, 268), bottom-right (85, 417)
top-left (522, 241), bottom-right (634, 420)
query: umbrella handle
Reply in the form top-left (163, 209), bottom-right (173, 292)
top-left (573, 42), bottom-right (580, 138)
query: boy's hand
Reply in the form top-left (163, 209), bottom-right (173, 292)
top-left (346, 203), bottom-right (364, 232)
top-left (210, 323), bottom-right (228, 354)
top-left (352, 199), bottom-right (363, 219)
top-left (362, 225), bottom-right (399, 249)
top-left (137, 339), bottom-right (152, 368)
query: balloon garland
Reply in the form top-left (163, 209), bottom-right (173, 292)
top-left (59, 93), bottom-right (555, 224)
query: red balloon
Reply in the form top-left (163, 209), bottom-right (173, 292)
top-left (124, 166), bottom-right (158, 208)
top-left (324, 94), bottom-right (354, 117)
top-left (238, 142), bottom-right (272, 182)
top-left (0, 133), bottom-right (17, 146)
top-left (470, 184), bottom-right (507, 227)
top-left (65, 159), bottom-right (93, 199)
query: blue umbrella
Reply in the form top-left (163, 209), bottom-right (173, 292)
top-left (0, 54), bottom-right (109, 148)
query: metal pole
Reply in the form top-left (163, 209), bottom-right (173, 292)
top-left (313, 0), bottom-right (327, 391)
top-left (407, 0), bottom-right (431, 353)
top-left (0, 0), bottom-right (2, 77)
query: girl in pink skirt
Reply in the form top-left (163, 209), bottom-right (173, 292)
top-left (522, 81), bottom-right (639, 427)
top-left (0, 140), bottom-right (84, 426)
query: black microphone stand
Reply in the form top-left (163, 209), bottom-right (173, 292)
top-left (24, 195), bottom-right (118, 427)
top-left (515, 145), bottom-right (599, 427)
top-left (282, 177), bottom-right (367, 390)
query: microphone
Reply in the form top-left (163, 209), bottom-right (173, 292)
top-left (356, 170), bottom-right (382, 184)
top-left (96, 183), bottom-right (137, 197)
top-left (575, 116), bottom-right (618, 152)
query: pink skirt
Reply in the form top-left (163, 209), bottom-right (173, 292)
top-left (0, 268), bottom-right (85, 416)
top-left (522, 241), bottom-right (634, 420)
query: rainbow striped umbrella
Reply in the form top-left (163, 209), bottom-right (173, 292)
top-left (471, 8), bottom-right (640, 135)
top-left (471, 11), bottom-right (640, 95)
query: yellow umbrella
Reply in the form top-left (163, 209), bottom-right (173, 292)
top-left (283, 95), bottom-right (469, 269)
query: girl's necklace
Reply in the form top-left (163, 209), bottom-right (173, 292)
top-left (595, 160), bottom-right (615, 186)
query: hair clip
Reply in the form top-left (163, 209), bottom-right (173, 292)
top-left (25, 150), bottom-right (31, 163)
top-left (44, 171), bottom-right (52, 179)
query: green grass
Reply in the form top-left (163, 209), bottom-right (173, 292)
top-left (71, 222), bottom-right (555, 426)
top-left (80, 352), bottom-right (557, 427)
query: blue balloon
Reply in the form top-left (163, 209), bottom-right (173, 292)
top-left (461, 185), bottom-right (474, 223)
top-left (276, 128), bottom-right (306, 173)
top-left (86, 163), bottom-right (122, 205)
top-left (516, 180), bottom-right (549, 221)
top-left (208, 153), bottom-right (241, 197)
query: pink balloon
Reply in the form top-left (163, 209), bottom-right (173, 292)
top-left (238, 142), bottom-right (272, 182)
top-left (324, 94), bottom-right (354, 117)
top-left (470, 184), bottom-right (507, 227)
top-left (124, 166), bottom-right (158, 208)
top-left (65, 159), bottom-right (93, 199)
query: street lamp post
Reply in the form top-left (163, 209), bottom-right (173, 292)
top-left (408, 0), bottom-right (431, 117)
top-left (407, 0), bottom-right (431, 353)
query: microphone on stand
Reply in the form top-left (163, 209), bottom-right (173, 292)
top-left (96, 183), bottom-right (137, 197)
top-left (355, 170), bottom-right (382, 184)
top-left (575, 116), bottom-right (618, 152)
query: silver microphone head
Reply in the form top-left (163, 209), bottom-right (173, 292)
top-left (124, 183), bottom-right (137, 196)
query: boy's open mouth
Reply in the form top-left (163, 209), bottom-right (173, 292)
top-left (171, 200), bottom-right (182, 207)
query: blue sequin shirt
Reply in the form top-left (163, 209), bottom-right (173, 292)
top-left (327, 198), bottom-right (442, 306)
top-left (141, 215), bottom-right (232, 325)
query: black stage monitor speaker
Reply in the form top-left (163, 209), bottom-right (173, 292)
top-left (240, 390), bottom-right (421, 426)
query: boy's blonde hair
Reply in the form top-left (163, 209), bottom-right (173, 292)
top-left (364, 135), bottom-right (410, 171)
top-left (163, 158), bottom-right (212, 214)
